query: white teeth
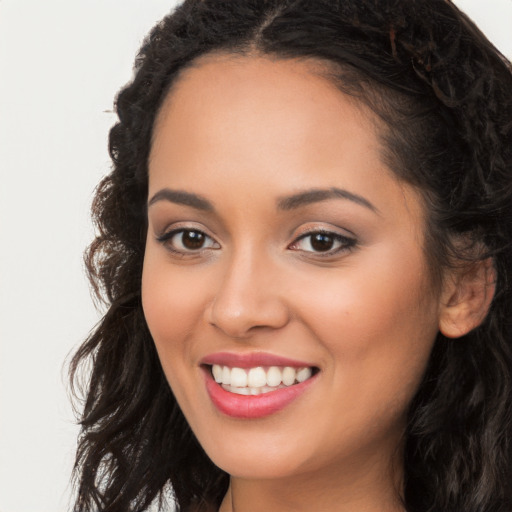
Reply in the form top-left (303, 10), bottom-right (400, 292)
top-left (210, 364), bottom-right (315, 394)
top-left (222, 366), bottom-right (231, 385)
top-left (248, 367), bottom-right (267, 388)
top-left (282, 366), bottom-right (296, 386)
top-left (266, 366), bottom-right (282, 387)
top-left (231, 367), bottom-right (248, 387)
top-left (212, 364), bottom-right (223, 383)
top-left (297, 367), bottom-right (312, 383)
top-left (223, 384), bottom-right (287, 395)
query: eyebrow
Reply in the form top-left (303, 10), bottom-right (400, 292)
top-left (148, 186), bottom-right (378, 214)
top-left (277, 187), bottom-right (378, 213)
top-left (148, 188), bottom-right (214, 211)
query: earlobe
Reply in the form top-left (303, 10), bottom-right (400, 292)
top-left (439, 257), bottom-right (496, 339)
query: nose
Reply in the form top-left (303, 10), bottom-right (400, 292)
top-left (205, 250), bottom-right (290, 339)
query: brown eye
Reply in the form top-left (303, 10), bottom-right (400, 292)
top-left (157, 228), bottom-right (220, 253)
top-left (181, 230), bottom-right (206, 249)
top-left (310, 233), bottom-right (335, 252)
top-left (289, 230), bottom-right (356, 255)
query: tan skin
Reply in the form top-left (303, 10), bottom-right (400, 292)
top-left (142, 55), bottom-right (494, 512)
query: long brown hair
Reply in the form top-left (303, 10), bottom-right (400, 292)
top-left (70, 1), bottom-right (512, 510)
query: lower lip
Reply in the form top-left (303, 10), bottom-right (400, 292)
top-left (203, 368), bottom-right (318, 419)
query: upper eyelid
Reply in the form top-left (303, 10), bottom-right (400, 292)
top-left (291, 231), bottom-right (356, 246)
top-left (155, 221), bottom-right (218, 239)
top-left (291, 224), bottom-right (357, 240)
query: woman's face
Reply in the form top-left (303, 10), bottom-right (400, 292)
top-left (142, 55), bottom-right (444, 481)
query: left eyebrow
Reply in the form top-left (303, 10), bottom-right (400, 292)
top-left (276, 187), bottom-right (379, 214)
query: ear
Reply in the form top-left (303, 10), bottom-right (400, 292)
top-left (439, 257), bottom-right (496, 339)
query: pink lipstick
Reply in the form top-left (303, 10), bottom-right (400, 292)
top-left (201, 352), bottom-right (318, 419)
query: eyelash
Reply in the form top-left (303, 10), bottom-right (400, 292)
top-left (156, 227), bottom-right (357, 257)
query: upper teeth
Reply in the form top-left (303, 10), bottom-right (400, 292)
top-left (211, 364), bottom-right (313, 389)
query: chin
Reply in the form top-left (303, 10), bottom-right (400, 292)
top-left (195, 425), bottom-right (327, 481)
top-left (212, 451), bottom-right (306, 480)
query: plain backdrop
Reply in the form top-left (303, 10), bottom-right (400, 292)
top-left (0, 1), bottom-right (511, 511)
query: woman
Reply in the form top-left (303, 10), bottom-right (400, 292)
top-left (70, 1), bottom-right (512, 511)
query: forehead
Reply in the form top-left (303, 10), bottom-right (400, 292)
top-left (149, 54), bottom-right (424, 230)
top-left (151, 54), bottom-right (382, 178)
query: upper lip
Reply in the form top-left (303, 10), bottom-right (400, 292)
top-left (200, 351), bottom-right (316, 369)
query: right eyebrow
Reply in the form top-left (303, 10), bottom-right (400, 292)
top-left (276, 187), bottom-right (379, 214)
top-left (147, 188), bottom-right (214, 212)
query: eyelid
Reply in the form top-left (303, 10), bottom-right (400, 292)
top-left (155, 220), bottom-right (217, 240)
top-left (292, 222), bottom-right (356, 239)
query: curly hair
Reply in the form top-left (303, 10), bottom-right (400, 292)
top-left (70, 1), bottom-right (512, 511)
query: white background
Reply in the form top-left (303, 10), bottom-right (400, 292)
top-left (0, 1), bottom-right (511, 511)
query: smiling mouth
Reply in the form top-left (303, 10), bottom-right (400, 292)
top-left (208, 364), bottom-right (318, 396)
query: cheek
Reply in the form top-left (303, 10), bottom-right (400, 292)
top-left (141, 257), bottom-right (210, 415)
top-left (299, 248), bottom-right (439, 404)
top-left (305, 253), bottom-right (433, 335)
top-left (141, 251), bottom-right (208, 366)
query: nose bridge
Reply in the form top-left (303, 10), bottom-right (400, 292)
top-left (206, 243), bottom-right (289, 338)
